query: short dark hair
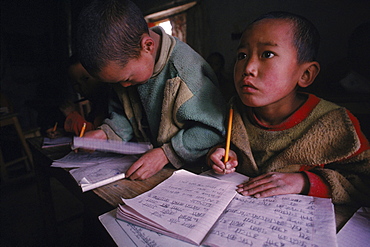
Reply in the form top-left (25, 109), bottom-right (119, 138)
top-left (251, 11), bottom-right (320, 64)
top-left (77, 0), bottom-right (149, 75)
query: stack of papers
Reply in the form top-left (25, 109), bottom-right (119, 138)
top-left (52, 151), bottom-right (138, 192)
top-left (52, 137), bottom-right (152, 192)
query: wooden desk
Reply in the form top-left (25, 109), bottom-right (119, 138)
top-left (28, 137), bottom-right (175, 246)
top-left (28, 137), bottom-right (358, 245)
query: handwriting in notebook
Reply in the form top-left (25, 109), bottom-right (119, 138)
top-left (117, 170), bottom-right (337, 247)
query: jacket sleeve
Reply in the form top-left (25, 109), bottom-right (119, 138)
top-left (160, 77), bottom-right (227, 168)
top-left (308, 110), bottom-right (370, 206)
top-left (98, 91), bottom-right (134, 142)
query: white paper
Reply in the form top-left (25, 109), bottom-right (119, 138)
top-left (68, 155), bottom-right (137, 192)
top-left (119, 170), bottom-right (238, 245)
top-left (99, 209), bottom-right (196, 247)
top-left (52, 151), bottom-right (125, 168)
top-left (337, 207), bottom-right (370, 247)
top-left (52, 150), bottom-right (138, 192)
top-left (203, 194), bottom-right (337, 247)
top-left (200, 169), bottom-right (249, 185)
top-left (72, 137), bottom-right (152, 155)
top-left (117, 170), bottom-right (337, 247)
top-left (42, 136), bottom-right (72, 148)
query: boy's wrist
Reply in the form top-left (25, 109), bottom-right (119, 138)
top-left (97, 124), bottom-right (120, 141)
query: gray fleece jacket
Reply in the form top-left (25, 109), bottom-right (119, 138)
top-left (100, 27), bottom-right (227, 168)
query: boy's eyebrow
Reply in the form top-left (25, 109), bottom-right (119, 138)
top-left (258, 41), bottom-right (278, 47)
top-left (237, 41), bottom-right (278, 50)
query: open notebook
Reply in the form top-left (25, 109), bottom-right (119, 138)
top-left (115, 169), bottom-right (337, 247)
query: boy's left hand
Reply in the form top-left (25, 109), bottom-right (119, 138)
top-left (125, 148), bottom-right (169, 180)
top-left (236, 172), bottom-right (309, 198)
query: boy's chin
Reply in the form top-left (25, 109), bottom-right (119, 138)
top-left (239, 97), bottom-right (262, 108)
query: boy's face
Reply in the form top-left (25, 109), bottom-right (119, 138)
top-left (69, 62), bottom-right (102, 97)
top-left (96, 49), bottom-right (155, 87)
top-left (234, 19), bottom-right (306, 108)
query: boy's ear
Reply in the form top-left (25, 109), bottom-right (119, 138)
top-left (141, 36), bottom-right (155, 54)
top-left (298, 61), bottom-right (320, 88)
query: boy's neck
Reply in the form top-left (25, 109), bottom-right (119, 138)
top-left (149, 29), bottom-right (162, 63)
top-left (252, 93), bottom-right (307, 126)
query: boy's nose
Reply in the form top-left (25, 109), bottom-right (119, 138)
top-left (244, 58), bottom-right (257, 77)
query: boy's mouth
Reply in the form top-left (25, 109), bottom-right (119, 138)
top-left (240, 81), bottom-right (258, 93)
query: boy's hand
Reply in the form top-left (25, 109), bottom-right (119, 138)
top-left (125, 148), bottom-right (169, 180)
top-left (209, 148), bottom-right (238, 174)
top-left (82, 129), bottom-right (107, 139)
top-left (236, 172), bottom-right (309, 198)
top-left (46, 128), bottom-right (63, 139)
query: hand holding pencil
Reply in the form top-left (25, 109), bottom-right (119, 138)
top-left (74, 122), bottom-right (87, 153)
top-left (208, 105), bottom-right (238, 175)
top-left (46, 122), bottom-right (63, 139)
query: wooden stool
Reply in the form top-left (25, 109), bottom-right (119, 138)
top-left (0, 113), bottom-right (33, 182)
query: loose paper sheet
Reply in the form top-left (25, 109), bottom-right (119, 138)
top-left (337, 207), bottom-right (370, 247)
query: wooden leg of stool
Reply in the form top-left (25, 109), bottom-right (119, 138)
top-left (0, 147), bottom-right (8, 182)
top-left (12, 116), bottom-right (33, 171)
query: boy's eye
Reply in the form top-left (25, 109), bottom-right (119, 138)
top-left (262, 51), bottom-right (274, 58)
top-left (237, 52), bottom-right (247, 60)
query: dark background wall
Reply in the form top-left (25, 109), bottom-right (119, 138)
top-left (203, 0), bottom-right (370, 77)
top-left (1, 0), bottom-right (369, 132)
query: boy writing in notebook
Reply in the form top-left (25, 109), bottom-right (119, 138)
top-left (208, 11), bottom-right (370, 205)
top-left (77, 0), bottom-right (226, 180)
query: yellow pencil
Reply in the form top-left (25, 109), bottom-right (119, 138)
top-left (79, 123), bottom-right (87, 137)
top-left (224, 105), bottom-right (233, 165)
top-left (52, 122), bottom-right (58, 132)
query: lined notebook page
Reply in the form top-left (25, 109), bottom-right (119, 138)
top-left (203, 194), bottom-right (337, 247)
top-left (121, 170), bottom-right (237, 245)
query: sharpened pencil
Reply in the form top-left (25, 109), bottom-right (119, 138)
top-left (52, 122), bottom-right (58, 132)
top-left (79, 123), bottom-right (87, 137)
top-left (224, 105), bottom-right (233, 165)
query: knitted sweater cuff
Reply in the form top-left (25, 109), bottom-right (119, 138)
top-left (302, 171), bottom-right (331, 198)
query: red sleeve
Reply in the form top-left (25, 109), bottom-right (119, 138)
top-left (64, 111), bottom-right (94, 136)
top-left (346, 110), bottom-right (370, 158)
top-left (302, 171), bottom-right (331, 198)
